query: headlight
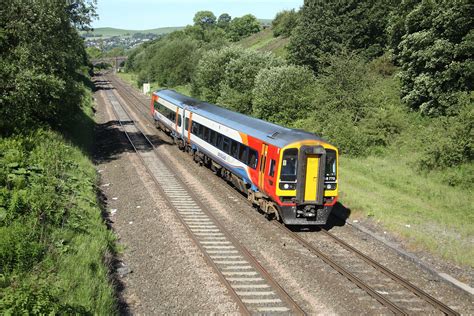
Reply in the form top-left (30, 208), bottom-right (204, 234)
top-left (279, 182), bottom-right (296, 190)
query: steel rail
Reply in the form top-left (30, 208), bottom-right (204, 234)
top-left (320, 229), bottom-right (459, 316)
top-left (99, 76), bottom-right (250, 315)
top-left (106, 73), bottom-right (459, 315)
top-left (100, 75), bottom-right (305, 315)
top-left (273, 222), bottom-right (408, 315)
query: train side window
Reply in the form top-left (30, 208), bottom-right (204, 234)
top-left (177, 114), bottom-right (182, 127)
top-left (248, 149), bottom-right (258, 169)
top-left (222, 137), bottom-right (230, 154)
top-left (239, 145), bottom-right (249, 164)
top-left (198, 124), bottom-right (204, 138)
top-left (269, 159), bottom-right (275, 177)
top-left (210, 130), bottom-right (216, 146)
top-left (192, 122), bottom-right (198, 135)
top-left (216, 133), bottom-right (223, 149)
top-left (185, 118), bottom-right (189, 131)
top-left (230, 141), bottom-right (239, 159)
top-left (203, 126), bottom-right (209, 141)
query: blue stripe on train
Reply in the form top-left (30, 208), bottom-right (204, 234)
top-left (193, 143), bottom-right (259, 191)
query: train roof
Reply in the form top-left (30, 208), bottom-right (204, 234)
top-left (155, 89), bottom-right (326, 148)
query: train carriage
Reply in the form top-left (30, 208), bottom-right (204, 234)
top-left (150, 89), bottom-right (338, 225)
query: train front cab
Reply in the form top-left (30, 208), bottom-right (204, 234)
top-left (276, 142), bottom-right (338, 225)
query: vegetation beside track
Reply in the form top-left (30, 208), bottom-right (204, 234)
top-left (1, 1), bottom-right (116, 313)
top-left (119, 2), bottom-right (473, 268)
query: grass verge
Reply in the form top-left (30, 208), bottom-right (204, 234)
top-left (117, 72), bottom-right (191, 96)
top-left (340, 153), bottom-right (473, 268)
top-left (0, 87), bottom-right (116, 313)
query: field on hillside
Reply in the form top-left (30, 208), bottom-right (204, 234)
top-left (83, 26), bottom-right (184, 38)
top-left (238, 28), bottom-right (289, 57)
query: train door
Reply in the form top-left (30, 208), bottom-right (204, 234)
top-left (258, 143), bottom-right (268, 191)
top-left (264, 147), bottom-right (277, 195)
top-left (174, 108), bottom-right (181, 135)
top-left (180, 108), bottom-right (186, 139)
top-left (296, 145), bottom-right (326, 205)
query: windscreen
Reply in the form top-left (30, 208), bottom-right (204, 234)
top-left (280, 148), bottom-right (298, 182)
top-left (325, 149), bottom-right (337, 181)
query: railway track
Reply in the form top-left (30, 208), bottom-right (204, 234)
top-left (276, 224), bottom-right (460, 315)
top-left (104, 73), bottom-right (461, 315)
top-left (98, 76), bottom-right (304, 315)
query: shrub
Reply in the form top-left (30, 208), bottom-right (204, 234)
top-left (227, 14), bottom-right (261, 42)
top-left (417, 103), bottom-right (473, 170)
top-left (392, 1), bottom-right (473, 116)
top-left (252, 65), bottom-right (316, 125)
top-left (148, 37), bottom-right (201, 86)
top-left (295, 51), bottom-right (409, 156)
top-left (272, 10), bottom-right (298, 38)
top-left (217, 50), bottom-right (285, 114)
top-left (192, 46), bottom-right (246, 102)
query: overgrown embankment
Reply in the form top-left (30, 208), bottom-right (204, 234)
top-left (0, 128), bottom-right (116, 314)
top-left (1, 1), bottom-right (116, 313)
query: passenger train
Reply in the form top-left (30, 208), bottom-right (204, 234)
top-left (150, 90), bottom-right (338, 225)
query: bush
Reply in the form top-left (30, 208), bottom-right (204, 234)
top-left (417, 103), bottom-right (473, 170)
top-left (295, 51), bottom-right (409, 156)
top-left (227, 14), bottom-right (261, 42)
top-left (252, 65), bottom-right (316, 125)
top-left (148, 37), bottom-right (201, 86)
top-left (192, 46), bottom-right (246, 102)
top-left (216, 50), bottom-right (285, 114)
top-left (392, 1), bottom-right (473, 116)
top-left (272, 10), bottom-right (298, 38)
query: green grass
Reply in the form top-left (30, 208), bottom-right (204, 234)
top-left (117, 72), bottom-right (191, 97)
top-left (82, 26), bottom-right (184, 38)
top-left (0, 87), bottom-right (116, 313)
top-left (340, 152), bottom-right (474, 268)
top-left (238, 28), bottom-right (289, 58)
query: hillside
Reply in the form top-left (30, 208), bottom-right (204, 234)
top-left (82, 26), bottom-right (184, 38)
top-left (238, 28), bottom-right (289, 57)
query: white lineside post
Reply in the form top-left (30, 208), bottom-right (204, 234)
top-left (143, 83), bottom-right (150, 95)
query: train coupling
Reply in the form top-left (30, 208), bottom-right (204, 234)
top-left (296, 205), bottom-right (317, 218)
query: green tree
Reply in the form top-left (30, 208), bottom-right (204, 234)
top-left (227, 14), bottom-right (260, 42)
top-left (217, 13), bottom-right (232, 29)
top-left (217, 50), bottom-right (284, 113)
top-left (193, 11), bottom-right (216, 28)
top-left (0, 0), bottom-right (95, 133)
top-left (272, 10), bottom-right (298, 38)
top-left (192, 46), bottom-right (246, 102)
top-left (392, 0), bottom-right (473, 116)
top-left (252, 65), bottom-right (316, 125)
top-left (145, 37), bottom-right (200, 86)
top-left (288, 0), bottom-right (399, 73)
top-left (86, 46), bottom-right (102, 59)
